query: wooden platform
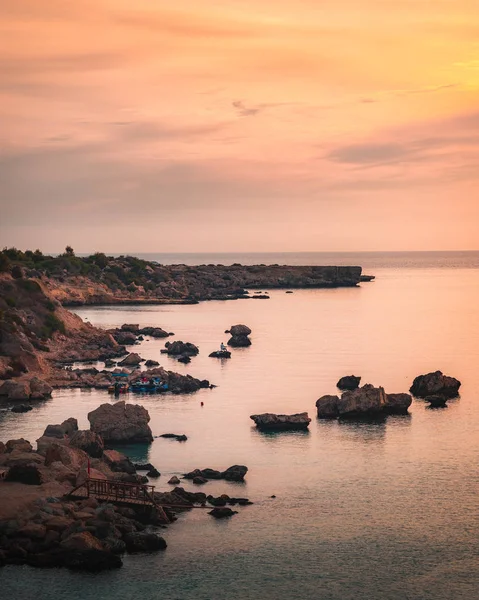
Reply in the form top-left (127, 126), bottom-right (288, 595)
top-left (68, 477), bottom-right (170, 523)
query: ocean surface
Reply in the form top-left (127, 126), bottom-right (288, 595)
top-left (1, 252), bottom-right (479, 600)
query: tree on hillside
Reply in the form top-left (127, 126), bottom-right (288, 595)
top-left (64, 246), bottom-right (75, 257)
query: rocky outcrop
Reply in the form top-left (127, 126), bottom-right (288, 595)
top-left (103, 449), bottom-right (136, 474)
top-left (410, 371), bottom-right (461, 399)
top-left (168, 476), bottom-right (180, 485)
top-left (384, 393), bottom-right (412, 414)
top-left (10, 403), bottom-right (33, 413)
top-left (139, 327), bottom-right (170, 338)
top-left (88, 401), bottom-right (153, 444)
top-left (112, 331), bottom-right (137, 346)
top-left (317, 385), bottom-right (412, 419)
top-left (0, 377), bottom-right (52, 402)
top-left (209, 350), bottom-right (231, 358)
top-left (163, 341), bottom-right (199, 356)
top-left (183, 465), bottom-right (248, 482)
top-left (316, 395), bottom-right (340, 419)
top-left (123, 532), bottom-right (167, 552)
top-left (6, 438), bottom-right (32, 453)
top-left (44, 443), bottom-right (89, 471)
top-left (118, 353), bottom-right (143, 367)
top-left (226, 324), bottom-right (252, 347)
top-left (145, 359), bottom-right (159, 367)
top-left (250, 412), bottom-right (311, 431)
top-left (336, 384), bottom-right (387, 417)
top-left (337, 375), bottom-right (361, 391)
top-left (69, 430), bottom-right (104, 458)
top-left (120, 324), bottom-right (139, 333)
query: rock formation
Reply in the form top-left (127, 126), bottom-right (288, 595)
top-left (88, 401), bottom-right (153, 444)
top-left (316, 385), bottom-right (412, 418)
top-left (163, 341), bottom-right (199, 356)
top-left (336, 375), bottom-right (361, 391)
top-left (209, 350), bottom-right (231, 358)
top-left (118, 353), bottom-right (143, 367)
top-left (250, 412), bottom-right (311, 431)
top-left (410, 371), bottom-right (461, 399)
top-left (226, 324), bottom-right (252, 347)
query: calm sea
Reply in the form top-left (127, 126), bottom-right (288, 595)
top-left (1, 252), bottom-right (479, 600)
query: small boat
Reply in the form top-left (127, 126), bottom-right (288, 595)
top-left (108, 372), bottom-right (129, 394)
top-left (130, 377), bottom-right (169, 394)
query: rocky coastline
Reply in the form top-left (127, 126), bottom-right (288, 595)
top-left (0, 248), bottom-right (364, 306)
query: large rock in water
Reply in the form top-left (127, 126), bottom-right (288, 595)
top-left (226, 324), bottom-right (252, 347)
top-left (337, 385), bottom-right (387, 417)
top-left (409, 371), bottom-right (461, 399)
top-left (164, 341), bottom-right (199, 356)
top-left (336, 375), bottom-right (361, 391)
top-left (88, 401), bottom-right (153, 443)
top-left (227, 324), bottom-right (252, 337)
top-left (316, 395), bottom-right (340, 419)
top-left (384, 393), bottom-right (412, 414)
top-left (118, 353), bottom-right (143, 367)
top-left (250, 412), bottom-right (311, 431)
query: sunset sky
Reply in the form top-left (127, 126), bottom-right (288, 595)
top-left (1, 0), bottom-right (479, 252)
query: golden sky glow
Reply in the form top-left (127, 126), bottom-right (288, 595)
top-left (1, 0), bottom-right (479, 252)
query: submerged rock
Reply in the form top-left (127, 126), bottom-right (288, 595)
top-left (168, 476), bottom-right (180, 485)
top-left (88, 401), bottom-right (153, 444)
top-left (184, 465), bottom-right (248, 482)
top-left (250, 412), bottom-right (311, 431)
top-left (410, 371), bottom-right (461, 399)
top-left (336, 375), bottom-right (361, 391)
top-left (159, 433), bottom-right (188, 441)
top-left (10, 404), bottom-right (33, 413)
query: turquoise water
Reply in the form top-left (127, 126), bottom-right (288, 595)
top-left (1, 260), bottom-right (479, 599)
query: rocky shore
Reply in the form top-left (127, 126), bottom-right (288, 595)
top-left (0, 402), bottom-right (252, 570)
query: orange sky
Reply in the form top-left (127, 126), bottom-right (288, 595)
top-left (1, 0), bottom-right (479, 252)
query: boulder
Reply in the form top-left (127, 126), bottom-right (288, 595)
top-left (193, 476), bottom-right (208, 485)
top-left (384, 393), bottom-right (412, 414)
top-left (177, 355), bottom-right (191, 364)
top-left (139, 327), bottom-right (170, 338)
top-left (120, 324), bottom-right (140, 333)
top-left (69, 430), bottom-right (104, 458)
top-left (425, 394), bottom-right (448, 408)
top-left (6, 438), bottom-right (32, 453)
top-left (337, 375), bottom-right (361, 391)
top-left (410, 371), bottom-right (461, 399)
top-left (17, 523), bottom-right (47, 540)
top-left (222, 465), bottom-right (248, 482)
top-left (209, 350), bottom-right (231, 358)
top-left (6, 463), bottom-right (43, 484)
top-left (147, 467), bottom-right (161, 478)
top-left (61, 531), bottom-right (103, 552)
top-left (144, 359), bottom-right (160, 368)
top-left (167, 476), bottom-right (180, 485)
top-left (44, 443), bottom-right (89, 471)
top-left (113, 331), bottom-right (137, 346)
top-left (316, 395), bottom-right (340, 419)
top-left (164, 341), bottom-right (199, 356)
top-left (118, 353), bottom-right (143, 367)
top-left (227, 325), bottom-right (252, 337)
top-left (337, 384), bottom-right (387, 417)
top-left (250, 412), bottom-right (311, 431)
top-left (29, 377), bottom-right (53, 400)
top-left (208, 507), bottom-right (238, 519)
top-left (123, 532), bottom-right (167, 552)
top-left (0, 380), bottom-right (30, 400)
top-left (103, 449), bottom-right (136, 474)
top-left (43, 424), bottom-right (66, 439)
top-left (88, 401), bottom-right (153, 444)
top-left (228, 335), bottom-right (251, 347)
top-left (36, 435), bottom-right (68, 454)
top-left (61, 418), bottom-right (79, 436)
top-left (11, 404), bottom-right (33, 413)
